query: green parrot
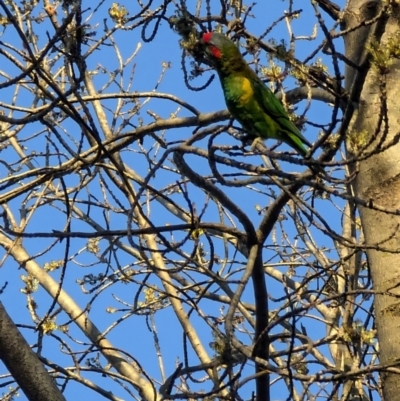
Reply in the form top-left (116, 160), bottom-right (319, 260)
top-left (201, 32), bottom-right (312, 157)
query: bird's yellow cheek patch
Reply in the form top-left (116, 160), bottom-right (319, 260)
top-left (239, 78), bottom-right (254, 103)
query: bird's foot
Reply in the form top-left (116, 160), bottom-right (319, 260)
top-left (239, 133), bottom-right (255, 148)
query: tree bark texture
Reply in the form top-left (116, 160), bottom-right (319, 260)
top-left (344, 1), bottom-right (400, 399)
top-left (0, 302), bottom-right (66, 401)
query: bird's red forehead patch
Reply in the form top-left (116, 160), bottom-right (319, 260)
top-left (202, 32), bottom-right (212, 42)
top-left (202, 33), bottom-right (221, 58)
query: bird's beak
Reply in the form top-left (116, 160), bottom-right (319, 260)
top-left (199, 38), bottom-right (211, 56)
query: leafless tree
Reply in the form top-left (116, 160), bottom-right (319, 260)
top-left (0, 0), bottom-right (397, 400)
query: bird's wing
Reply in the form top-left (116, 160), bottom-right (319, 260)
top-left (251, 77), bottom-right (312, 148)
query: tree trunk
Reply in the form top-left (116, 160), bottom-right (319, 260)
top-left (0, 302), bottom-right (66, 401)
top-left (344, 1), bottom-right (400, 399)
